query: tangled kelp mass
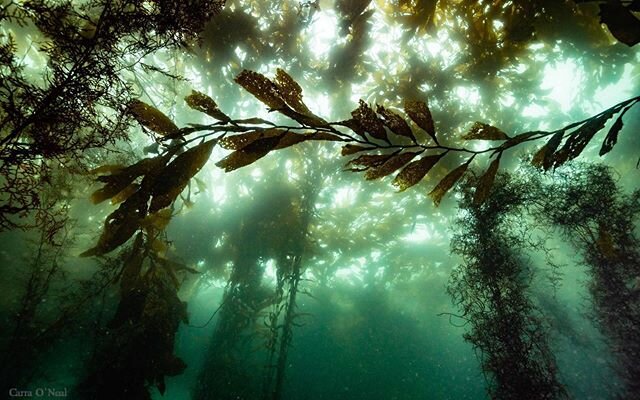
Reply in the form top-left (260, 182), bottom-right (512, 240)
top-left (1, 1), bottom-right (639, 399)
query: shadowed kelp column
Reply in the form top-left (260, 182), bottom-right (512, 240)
top-left (449, 174), bottom-right (567, 400)
top-left (534, 164), bottom-right (640, 399)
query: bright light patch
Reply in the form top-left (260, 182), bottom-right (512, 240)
top-left (332, 185), bottom-right (358, 208)
top-left (251, 168), bottom-right (264, 179)
top-left (335, 259), bottom-right (365, 285)
top-left (591, 62), bottom-right (637, 113)
top-left (234, 46), bottom-right (247, 62)
top-left (455, 86), bottom-right (480, 105)
top-left (307, 10), bottom-right (338, 59)
top-left (306, 93), bottom-right (331, 118)
top-left (541, 59), bottom-right (583, 112)
top-left (264, 259), bottom-right (277, 282)
top-left (402, 223), bottom-right (432, 242)
top-left (522, 103), bottom-right (547, 118)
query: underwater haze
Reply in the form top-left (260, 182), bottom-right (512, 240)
top-left (1, 1), bottom-right (640, 400)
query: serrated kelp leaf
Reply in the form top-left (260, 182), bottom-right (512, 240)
top-left (234, 69), bottom-right (287, 110)
top-left (276, 131), bottom-right (343, 150)
top-left (274, 69), bottom-right (313, 117)
top-left (404, 99), bottom-right (436, 142)
top-left (232, 117), bottom-right (276, 126)
top-left (392, 153), bottom-right (445, 191)
top-left (531, 131), bottom-right (563, 170)
top-left (149, 140), bottom-right (216, 212)
top-left (128, 100), bottom-right (179, 136)
top-left (428, 159), bottom-right (471, 207)
top-left (184, 90), bottom-right (230, 122)
top-left (219, 129), bottom-right (283, 150)
top-left (336, 119), bottom-right (367, 138)
top-left (376, 105), bottom-right (415, 141)
top-left (90, 155), bottom-right (168, 204)
top-left (599, 114), bottom-right (624, 157)
top-left (352, 100), bottom-right (388, 141)
top-left (599, 101), bottom-right (637, 156)
top-left (552, 111), bottom-right (615, 168)
top-left (341, 144), bottom-right (375, 156)
top-left (473, 156), bottom-right (500, 206)
top-left (500, 131), bottom-right (541, 150)
top-left (365, 151), bottom-right (419, 180)
top-left (216, 134), bottom-right (283, 172)
top-left (531, 131), bottom-right (562, 170)
top-left (81, 191), bottom-right (149, 257)
top-left (462, 122), bottom-right (510, 140)
top-left (346, 153), bottom-right (394, 171)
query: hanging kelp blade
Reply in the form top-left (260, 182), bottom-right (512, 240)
top-left (473, 156), bottom-right (501, 206)
top-left (428, 159), bottom-right (471, 206)
top-left (185, 90), bottom-right (231, 122)
top-left (462, 122), bottom-right (510, 141)
top-left (351, 100), bottom-right (388, 141)
top-left (376, 105), bottom-right (415, 141)
top-left (365, 151), bottom-right (419, 180)
top-left (149, 139), bottom-right (217, 212)
top-left (128, 100), bottom-right (179, 136)
top-left (404, 99), bottom-right (437, 143)
top-left (80, 191), bottom-right (149, 257)
top-left (392, 153), bottom-right (446, 191)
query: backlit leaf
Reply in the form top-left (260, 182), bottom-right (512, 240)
top-left (473, 155), bottom-right (500, 206)
top-left (365, 151), bottom-right (419, 180)
top-left (235, 69), bottom-right (287, 110)
top-left (90, 155), bottom-right (169, 204)
top-left (404, 99), bottom-right (436, 143)
top-left (128, 100), bottom-right (179, 136)
top-left (216, 134), bottom-right (283, 172)
top-left (392, 153), bottom-right (445, 191)
top-left (185, 90), bottom-right (230, 122)
top-left (337, 119), bottom-right (367, 138)
top-left (352, 100), bottom-right (388, 141)
top-left (599, 102), bottom-right (636, 156)
top-left (81, 191), bottom-right (149, 257)
top-left (219, 129), bottom-right (283, 150)
top-left (275, 131), bottom-right (343, 149)
top-left (346, 153), bottom-right (394, 171)
top-left (376, 105), bottom-right (415, 141)
top-left (341, 144), bottom-right (375, 156)
top-left (141, 208), bottom-right (173, 232)
top-left (149, 139), bottom-right (216, 212)
top-left (428, 159), bottom-right (471, 207)
top-left (552, 111), bottom-right (615, 169)
top-left (274, 69), bottom-right (322, 122)
top-left (462, 122), bottom-right (510, 141)
top-left (111, 183), bottom-right (140, 205)
top-left (531, 131), bottom-right (563, 170)
top-left (500, 131), bottom-right (542, 151)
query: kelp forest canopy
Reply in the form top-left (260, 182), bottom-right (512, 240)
top-left (1, 0), bottom-right (639, 400)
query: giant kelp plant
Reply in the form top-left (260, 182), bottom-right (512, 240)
top-left (1, 1), bottom-right (640, 399)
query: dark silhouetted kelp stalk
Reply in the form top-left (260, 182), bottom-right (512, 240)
top-left (449, 174), bottom-right (568, 400)
top-left (194, 180), bottom-right (314, 400)
top-left (75, 233), bottom-right (192, 400)
top-left (533, 165), bottom-right (640, 399)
